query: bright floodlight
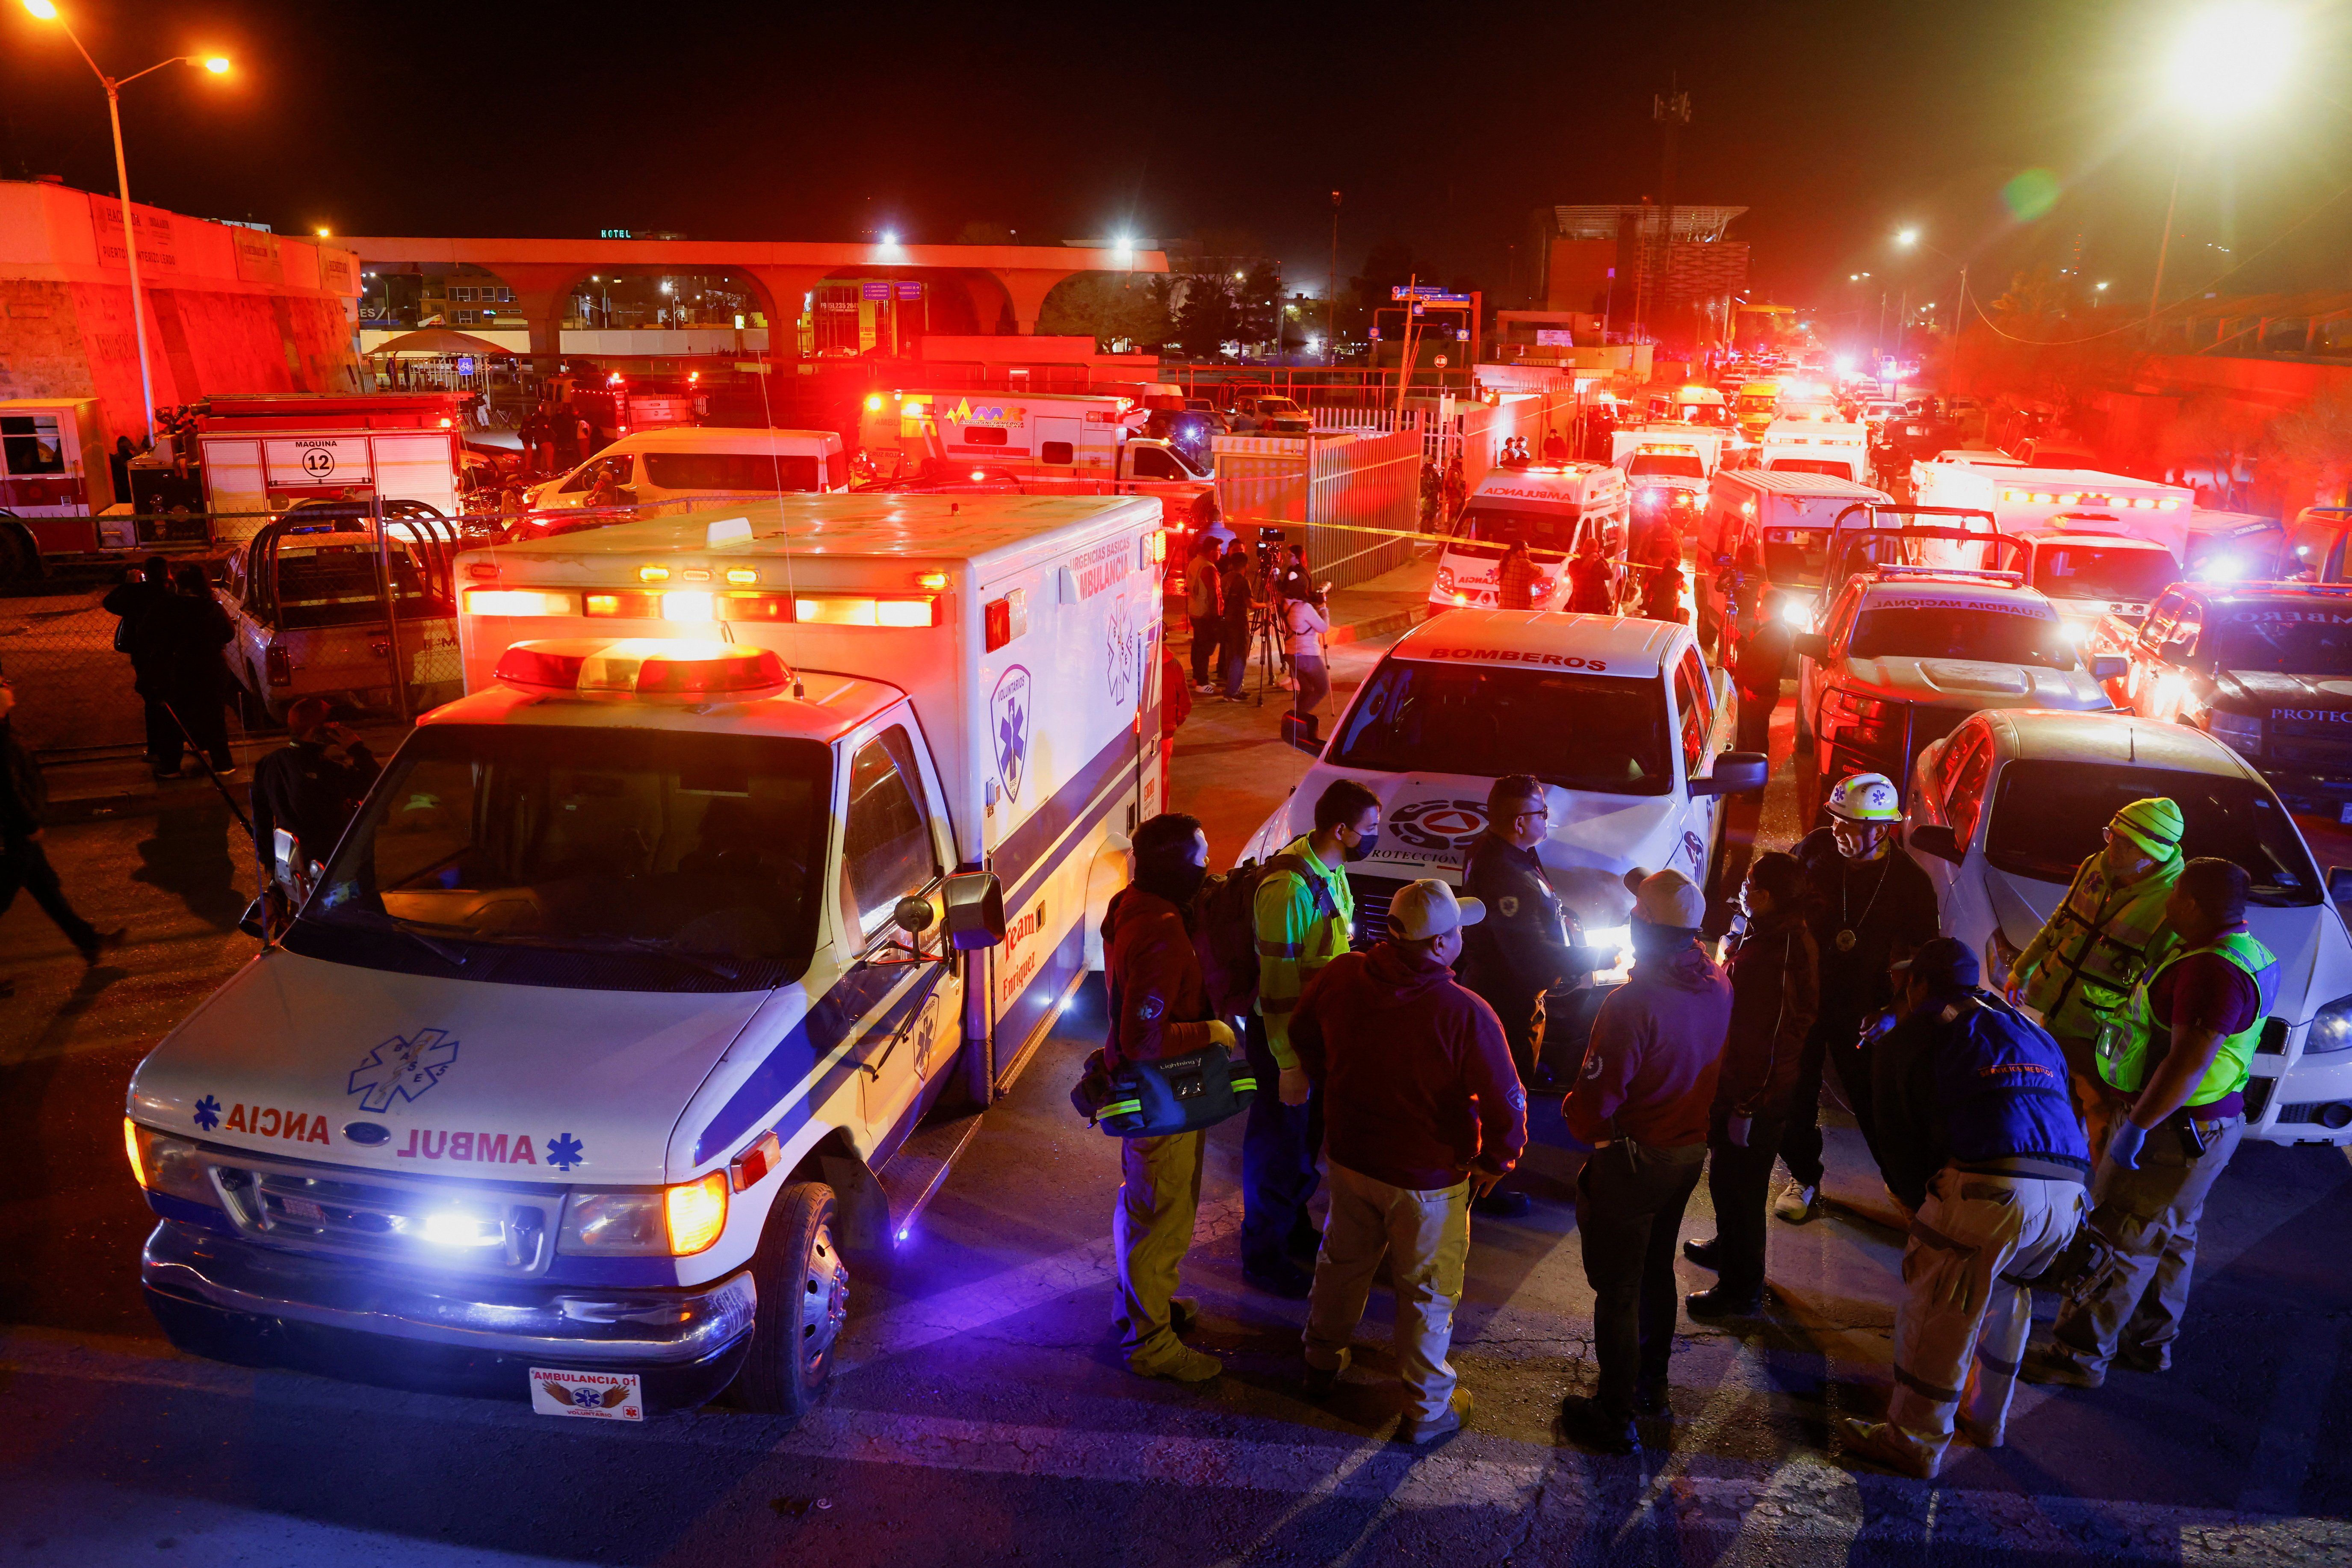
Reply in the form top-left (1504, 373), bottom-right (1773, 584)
top-left (2167, 3), bottom-right (2294, 118)
top-left (1114, 235), bottom-right (1133, 255)
top-left (203, 56), bottom-right (230, 73)
top-left (879, 229), bottom-right (898, 246)
top-left (1895, 228), bottom-right (1920, 248)
top-left (22, 0), bottom-right (59, 19)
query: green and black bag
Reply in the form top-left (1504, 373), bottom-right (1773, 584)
top-left (1071, 1045), bottom-right (1257, 1138)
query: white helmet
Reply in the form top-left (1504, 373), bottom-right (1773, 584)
top-left (1826, 772), bottom-right (1901, 823)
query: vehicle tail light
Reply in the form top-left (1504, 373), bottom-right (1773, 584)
top-left (264, 644), bottom-right (292, 687)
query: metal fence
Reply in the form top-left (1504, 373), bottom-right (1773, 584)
top-left (1209, 429), bottom-right (1423, 591)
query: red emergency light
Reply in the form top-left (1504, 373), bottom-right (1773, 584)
top-left (492, 638), bottom-right (792, 702)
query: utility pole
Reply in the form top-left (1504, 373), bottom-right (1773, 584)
top-left (1327, 190), bottom-right (1342, 368)
top-left (1640, 88), bottom-right (1690, 351)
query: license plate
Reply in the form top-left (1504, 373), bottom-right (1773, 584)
top-left (279, 1196), bottom-right (325, 1222)
top-left (530, 1368), bottom-right (643, 1421)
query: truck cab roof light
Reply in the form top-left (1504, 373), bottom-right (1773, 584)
top-left (492, 638), bottom-right (792, 702)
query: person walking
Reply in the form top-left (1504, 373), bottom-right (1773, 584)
top-left (1566, 534), bottom-right (1615, 615)
top-left (100, 556), bottom-right (179, 779)
top-left (1282, 586), bottom-right (1330, 733)
top-left (0, 664), bottom-right (127, 995)
top-left (1497, 539), bottom-right (1541, 611)
top-left (1216, 541), bottom-right (1256, 701)
top-left (1244, 777), bottom-right (1380, 1296)
top-left (2004, 798), bottom-right (2184, 1149)
top-left (1293, 879), bottom-right (1527, 1444)
top-left (1835, 938), bottom-right (2092, 1479)
top-left (2022, 859), bottom-right (2276, 1390)
top-left (159, 566), bottom-right (235, 777)
top-left (1185, 537), bottom-right (1226, 691)
top-left (1100, 812), bottom-right (1230, 1382)
top-left (249, 696), bottom-right (381, 924)
top-left (1559, 867), bottom-right (1731, 1455)
top-left (1684, 851), bottom-right (1820, 1317)
top-left (1776, 773), bottom-right (1939, 1222)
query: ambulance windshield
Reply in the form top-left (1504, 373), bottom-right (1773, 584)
top-left (1848, 599), bottom-right (2077, 669)
top-left (1457, 506), bottom-right (1588, 557)
top-left (295, 725), bottom-right (830, 989)
top-left (1329, 659), bottom-right (1672, 796)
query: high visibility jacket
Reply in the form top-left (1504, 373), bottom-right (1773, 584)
top-left (2010, 852), bottom-right (2181, 1041)
top-left (2098, 929), bottom-right (2280, 1109)
top-left (1253, 836), bottom-right (1353, 1070)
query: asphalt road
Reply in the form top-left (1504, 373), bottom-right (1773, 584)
top-left (3, 629), bottom-right (2351, 1566)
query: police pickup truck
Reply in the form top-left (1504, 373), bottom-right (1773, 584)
top-left (1244, 609), bottom-right (1764, 973)
top-left (1793, 514), bottom-right (2125, 794)
top-left (2091, 580), bottom-right (2352, 821)
top-left (125, 493), bottom-right (1168, 1422)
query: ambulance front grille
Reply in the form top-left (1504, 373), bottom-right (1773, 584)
top-left (208, 1157), bottom-right (556, 1275)
top-left (1346, 874), bottom-right (1414, 945)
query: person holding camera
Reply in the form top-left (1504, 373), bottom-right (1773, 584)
top-left (1282, 583), bottom-right (1330, 730)
top-left (1101, 812), bottom-right (1233, 1384)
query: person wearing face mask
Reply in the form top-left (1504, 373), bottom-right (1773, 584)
top-left (1244, 777), bottom-right (1382, 1297)
top-left (1291, 879), bottom-right (1527, 1444)
top-left (1100, 812), bottom-right (1236, 1383)
top-left (1777, 773), bottom-right (1939, 1223)
top-left (2003, 797), bottom-right (2184, 1153)
top-left (1558, 867), bottom-right (1732, 1455)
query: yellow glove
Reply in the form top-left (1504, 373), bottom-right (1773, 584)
top-left (1205, 1019), bottom-right (1237, 1052)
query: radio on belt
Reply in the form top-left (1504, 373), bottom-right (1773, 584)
top-left (123, 492), bottom-right (1169, 1424)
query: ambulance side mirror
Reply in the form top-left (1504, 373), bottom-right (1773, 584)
top-left (892, 896), bottom-right (937, 936)
top-left (1909, 824), bottom-right (1965, 865)
top-left (940, 871), bottom-right (1007, 950)
top-left (1690, 750), bottom-right (1768, 797)
top-left (2329, 866), bottom-right (2352, 907)
top-left (2090, 653), bottom-right (2127, 683)
top-left (1790, 631), bottom-right (1829, 661)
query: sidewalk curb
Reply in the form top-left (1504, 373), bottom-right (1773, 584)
top-left (1324, 602), bottom-right (1431, 647)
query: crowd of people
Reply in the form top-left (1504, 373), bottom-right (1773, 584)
top-left (1097, 762), bottom-right (2256, 1471)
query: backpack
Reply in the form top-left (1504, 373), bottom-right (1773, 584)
top-left (1070, 1042), bottom-right (1257, 1137)
top-left (1191, 852), bottom-right (1336, 1018)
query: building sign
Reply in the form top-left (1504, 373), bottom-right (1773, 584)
top-left (1536, 329), bottom-right (1575, 346)
top-left (88, 195), bottom-right (178, 275)
top-left (1392, 286), bottom-right (1471, 304)
top-left (861, 282), bottom-right (891, 300)
top-left (264, 437), bottom-right (373, 487)
top-left (315, 249), bottom-right (358, 296)
top-left (231, 227), bottom-right (283, 286)
top-left (896, 282), bottom-right (923, 300)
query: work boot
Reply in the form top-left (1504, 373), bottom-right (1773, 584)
top-left (1956, 1414), bottom-right (2004, 1450)
top-left (1558, 1394), bottom-right (1639, 1456)
top-left (2019, 1347), bottom-right (2105, 1389)
top-left (1129, 1343), bottom-right (1223, 1383)
top-left (1773, 1179), bottom-right (1820, 1223)
top-left (1836, 1417), bottom-right (1938, 1480)
top-left (78, 927), bottom-right (128, 966)
top-left (1685, 1285), bottom-right (1764, 1321)
top-left (1400, 1388), bottom-right (1471, 1445)
top-left (1632, 1376), bottom-right (1671, 1417)
top-left (1302, 1347), bottom-right (1350, 1400)
top-left (1682, 1237), bottom-right (1720, 1270)
top-left (1471, 1189), bottom-right (1533, 1219)
top-left (1113, 1296), bottom-right (1199, 1338)
top-left (2117, 1343), bottom-right (2173, 1374)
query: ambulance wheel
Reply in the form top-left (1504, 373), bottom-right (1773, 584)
top-left (235, 678), bottom-right (272, 730)
top-left (735, 1181), bottom-right (848, 1421)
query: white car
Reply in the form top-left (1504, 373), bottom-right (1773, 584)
top-left (1243, 609), bottom-right (1765, 957)
top-left (1903, 707), bottom-right (2352, 1144)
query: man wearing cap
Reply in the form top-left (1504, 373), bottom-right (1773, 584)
top-left (2006, 797), bottom-right (2185, 1151)
top-left (2023, 858), bottom-right (2276, 1389)
top-left (1291, 878), bottom-right (1527, 1444)
top-left (1836, 937), bottom-right (2090, 1480)
top-left (1779, 773), bottom-right (1939, 1223)
top-left (1559, 867), bottom-right (1731, 1454)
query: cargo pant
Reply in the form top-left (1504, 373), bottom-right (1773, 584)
top-left (1112, 1130), bottom-right (1206, 1372)
top-left (1302, 1161), bottom-right (1471, 1425)
top-left (1882, 1167), bottom-right (2084, 1471)
top-left (2047, 1114), bottom-right (2244, 1374)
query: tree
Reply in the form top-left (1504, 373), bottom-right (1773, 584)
top-left (1036, 273), bottom-right (1171, 352)
top-left (1173, 276), bottom-right (1241, 361)
top-left (1235, 261), bottom-right (1282, 350)
top-left (2265, 383), bottom-right (2352, 509)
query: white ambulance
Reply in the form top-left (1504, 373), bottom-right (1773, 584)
top-left (124, 492), bottom-right (1168, 1423)
top-left (1913, 462), bottom-right (2193, 548)
top-left (1755, 417), bottom-right (1868, 483)
top-left (1430, 464), bottom-right (1629, 611)
top-left (1243, 609), bottom-right (1764, 978)
top-left (523, 427), bottom-right (849, 531)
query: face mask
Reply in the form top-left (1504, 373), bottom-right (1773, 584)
top-left (1341, 829), bottom-right (1379, 864)
top-left (1165, 861), bottom-right (1211, 905)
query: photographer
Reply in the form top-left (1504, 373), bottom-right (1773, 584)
top-left (1216, 540), bottom-right (1256, 701)
top-left (1282, 581), bottom-right (1330, 729)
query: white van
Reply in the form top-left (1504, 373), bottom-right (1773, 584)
top-left (527, 428), bottom-right (849, 524)
top-left (1913, 462), bottom-right (2192, 550)
top-left (126, 492), bottom-right (1167, 1422)
top-left (1431, 464), bottom-right (1629, 611)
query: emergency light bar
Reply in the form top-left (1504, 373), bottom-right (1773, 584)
top-left (1871, 566), bottom-right (2027, 584)
top-left (492, 639), bottom-right (794, 702)
top-left (468, 587), bottom-right (939, 627)
top-left (2001, 489), bottom-right (2183, 511)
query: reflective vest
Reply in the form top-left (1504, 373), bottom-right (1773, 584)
top-left (2014, 852), bottom-right (2181, 1041)
top-left (2098, 929), bottom-right (2280, 1107)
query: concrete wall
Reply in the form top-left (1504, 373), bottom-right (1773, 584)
top-left (0, 179), bottom-right (363, 445)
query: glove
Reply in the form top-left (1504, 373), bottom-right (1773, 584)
top-left (2107, 1119), bottom-right (2148, 1171)
top-left (1278, 1065), bottom-right (1312, 1107)
top-left (1204, 1019), bottom-right (1237, 1052)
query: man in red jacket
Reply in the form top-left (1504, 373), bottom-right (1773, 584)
top-left (1291, 879), bottom-right (1527, 1445)
top-left (1102, 812), bottom-right (1234, 1384)
top-left (1560, 866), bottom-right (1732, 1455)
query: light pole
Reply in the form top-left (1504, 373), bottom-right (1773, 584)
top-left (1894, 228), bottom-right (1966, 390)
top-left (1327, 190), bottom-right (1341, 368)
top-left (21, 0), bottom-right (230, 446)
top-left (2145, 3), bottom-right (2295, 344)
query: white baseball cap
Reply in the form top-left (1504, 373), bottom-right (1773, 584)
top-left (1621, 865), bottom-right (1707, 930)
top-left (1388, 879), bottom-right (1486, 940)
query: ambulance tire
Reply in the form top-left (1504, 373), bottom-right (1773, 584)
top-left (736, 1181), bottom-right (848, 1421)
top-left (0, 521), bottom-right (35, 589)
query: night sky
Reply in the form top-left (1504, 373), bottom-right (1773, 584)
top-left (4, 0), bottom-right (2346, 314)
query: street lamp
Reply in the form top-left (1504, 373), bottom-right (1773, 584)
top-left (20, 0), bottom-right (232, 445)
top-left (1894, 228), bottom-right (1967, 387)
top-left (2145, 3), bottom-right (2296, 342)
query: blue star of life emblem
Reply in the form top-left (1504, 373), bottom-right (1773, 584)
top-left (989, 665), bottom-right (1032, 803)
top-left (192, 1095), bottom-right (222, 1131)
top-left (546, 1132), bottom-right (585, 1171)
top-left (571, 1384), bottom-right (605, 1409)
top-left (346, 1029), bottom-right (461, 1113)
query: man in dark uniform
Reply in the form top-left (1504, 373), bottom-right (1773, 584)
top-left (250, 697), bottom-right (381, 928)
top-left (1776, 772), bottom-right (1940, 1223)
top-left (1458, 774), bottom-right (1614, 1214)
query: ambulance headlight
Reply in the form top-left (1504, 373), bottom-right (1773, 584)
top-left (2060, 621), bottom-right (2089, 644)
top-left (2307, 994), bottom-right (2352, 1055)
top-left (421, 1208), bottom-right (506, 1249)
top-left (559, 1173), bottom-right (729, 1257)
top-left (1776, 598), bottom-right (1814, 629)
top-left (1434, 566), bottom-right (1455, 594)
top-left (126, 1120), bottom-right (220, 1208)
